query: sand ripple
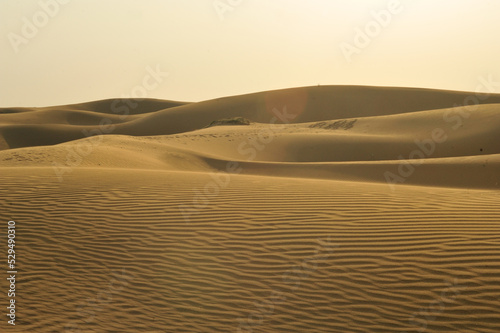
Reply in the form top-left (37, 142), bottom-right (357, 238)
top-left (1, 168), bottom-right (499, 332)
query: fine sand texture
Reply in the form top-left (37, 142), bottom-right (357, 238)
top-left (1, 85), bottom-right (500, 332)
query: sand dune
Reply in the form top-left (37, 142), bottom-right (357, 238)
top-left (1, 94), bottom-right (499, 189)
top-left (1, 85), bottom-right (500, 332)
top-left (2, 85), bottom-right (500, 150)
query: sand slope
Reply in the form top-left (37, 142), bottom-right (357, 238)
top-left (1, 85), bottom-right (500, 332)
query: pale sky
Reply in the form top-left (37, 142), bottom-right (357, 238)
top-left (1, 0), bottom-right (499, 107)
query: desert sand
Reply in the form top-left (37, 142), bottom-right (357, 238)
top-left (1, 85), bottom-right (500, 332)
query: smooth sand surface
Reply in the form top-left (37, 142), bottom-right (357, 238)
top-left (1, 86), bottom-right (500, 332)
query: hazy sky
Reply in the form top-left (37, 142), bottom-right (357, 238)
top-left (1, 0), bottom-right (499, 107)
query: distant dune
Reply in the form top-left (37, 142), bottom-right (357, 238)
top-left (1, 85), bottom-right (500, 188)
top-left (1, 86), bottom-right (500, 332)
